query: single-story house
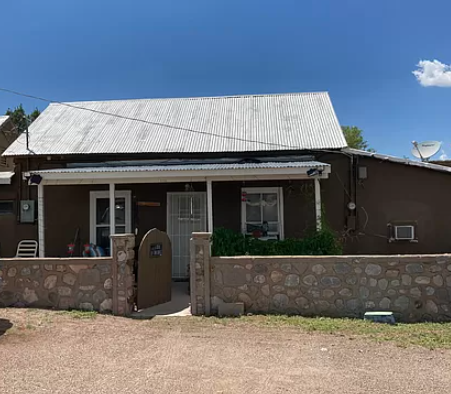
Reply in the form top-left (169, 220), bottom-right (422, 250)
top-left (2, 92), bottom-right (451, 278)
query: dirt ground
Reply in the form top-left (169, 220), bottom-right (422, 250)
top-left (1, 309), bottom-right (450, 394)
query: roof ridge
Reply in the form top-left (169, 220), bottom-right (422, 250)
top-left (52, 91), bottom-right (329, 106)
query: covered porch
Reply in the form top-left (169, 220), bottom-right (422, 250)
top-left (28, 159), bottom-right (331, 278)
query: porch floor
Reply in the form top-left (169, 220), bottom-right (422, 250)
top-left (131, 282), bottom-right (191, 318)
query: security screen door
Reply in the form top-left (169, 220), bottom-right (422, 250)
top-left (167, 192), bottom-right (207, 279)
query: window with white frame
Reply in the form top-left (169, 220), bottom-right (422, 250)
top-left (241, 187), bottom-right (284, 240)
top-left (89, 190), bottom-right (132, 254)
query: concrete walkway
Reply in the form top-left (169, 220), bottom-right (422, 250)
top-left (131, 282), bottom-right (191, 318)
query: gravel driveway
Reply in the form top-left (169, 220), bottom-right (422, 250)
top-left (1, 310), bottom-right (450, 393)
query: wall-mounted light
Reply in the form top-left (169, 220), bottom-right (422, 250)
top-left (307, 168), bottom-right (323, 177)
top-left (29, 174), bottom-right (42, 185)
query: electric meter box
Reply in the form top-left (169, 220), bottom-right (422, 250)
top-left (20, 200), bottom-right (35, 223)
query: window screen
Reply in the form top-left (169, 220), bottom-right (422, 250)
top-left (242, 188), bottom-right (282, 240)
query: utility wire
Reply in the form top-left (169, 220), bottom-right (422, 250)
top-left (0, 87), bottom-right (299, 150)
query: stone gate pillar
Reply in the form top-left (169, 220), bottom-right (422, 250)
top-left (111, 234), bottom-right (136, 316)
top-left (190, 232), bottom-right (212, 316)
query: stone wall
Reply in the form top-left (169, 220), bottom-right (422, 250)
top-left (191, 233), bottom-right (451, 322)
top-left (190, 233), bottom-right (210, 315)
top-left (0, 258), bottom-right (114, 312)
top-left (0, 234), bottom-right (136, 316)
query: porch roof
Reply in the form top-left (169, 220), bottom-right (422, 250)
top-left (28, 161), bottom-right (331, 185)
top-left (0, 171), bottom-right (14, 185)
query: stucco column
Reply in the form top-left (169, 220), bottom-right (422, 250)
top-left (109, 183), bottom-right (115, 254)
top-left (37, 184), bottom-right (45, 257)
top-left (314, 178), bottom-right (322, 231)
top-left (206, 179), bottom-right (213, 232)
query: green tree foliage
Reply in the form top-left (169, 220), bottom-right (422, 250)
top-left (5, 104), bottom-right (41, 134)
top-left (341, 126), bottom-right (374, 152)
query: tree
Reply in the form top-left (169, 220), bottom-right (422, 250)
top-left (5, 104), bottom-right (41, 134)
top-left (341, 126), bottom-right (374, 152)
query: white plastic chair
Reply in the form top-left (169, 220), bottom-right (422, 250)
top-left (15, 240), bottom-right (38, 258)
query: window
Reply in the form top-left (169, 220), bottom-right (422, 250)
top-left (241, 187), bottom-right (284, 240)
top-left (0, 200), bottom-right (14, 215)
top-left (89, 191), bottom-right (132, 254)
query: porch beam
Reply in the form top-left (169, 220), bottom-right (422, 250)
top-left (314, 178), bottom-right (322, 231)
top-left (37, 183), bottom-right (45, 257)
top-left (109, 183), bottom-right (115, 253)
top-left (206, 179), bottom-right (213, 232)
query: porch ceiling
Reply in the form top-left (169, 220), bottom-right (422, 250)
top-left (27, 161), bottom-right (331, 185)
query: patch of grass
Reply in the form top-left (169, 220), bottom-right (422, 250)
top-left (186, 315), bottom-right (451, 350)
top-left (58, 310), bottom-right (98, 319)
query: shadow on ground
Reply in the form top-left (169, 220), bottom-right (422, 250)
top-left (0, 318), bottom-right (13, 337)
top-left (132, 282), bottom-right (191, 319)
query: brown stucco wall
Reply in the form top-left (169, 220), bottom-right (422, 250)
top-left (5, 151), bottom-right (451, 256)
top-left (347, 157), bottom-right (451, 254)
top-left (0, 118), bottom-right (18, 170)
top-left (1, 128), bottom-right (39, 257)
top-left (43, 180), bottom-right (314, 257)
top-left (0, 168), bottom-right (37, 257)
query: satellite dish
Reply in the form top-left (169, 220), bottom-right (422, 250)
top-left (411, 141), bottom-right (441, 161)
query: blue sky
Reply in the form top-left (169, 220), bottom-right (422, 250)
top-left (0, 0), bottom-right (450, 159)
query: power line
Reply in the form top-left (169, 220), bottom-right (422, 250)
top-left (0, 87), bottom-right (298, 150)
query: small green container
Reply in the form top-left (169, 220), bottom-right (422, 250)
top-left (364, 311), bottom-right (396, 325)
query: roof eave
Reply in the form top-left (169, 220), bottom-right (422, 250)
top-left (343, 148), bottom-right (451, 175)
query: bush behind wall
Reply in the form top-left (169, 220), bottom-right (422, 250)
top-left (211, 227), bottom-right (343, 257)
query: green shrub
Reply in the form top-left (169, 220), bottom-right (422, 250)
top-left (211, 227), bottom-right (342, 256)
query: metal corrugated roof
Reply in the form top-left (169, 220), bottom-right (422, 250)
top-left (344, 148), bottom-right (451, 175)
top-left (4, 92), bottom-right (346, 156)
top-left (34, 161), bottom-right (330, 174)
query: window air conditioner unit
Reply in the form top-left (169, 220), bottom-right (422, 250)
top-left (394, 225), bottom-right (415, 241)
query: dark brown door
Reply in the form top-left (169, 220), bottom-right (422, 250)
top-left (137, 228), bottom-right (172, 309)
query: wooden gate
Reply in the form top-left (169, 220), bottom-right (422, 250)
top-left (137, 228), bottom-right (172, 309)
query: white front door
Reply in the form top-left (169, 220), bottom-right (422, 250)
top-left (89, 190), bottom-right (132, 255)
top-left (167, 192), bottom-right (207, 279)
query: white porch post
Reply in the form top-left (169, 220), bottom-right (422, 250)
top-left (109, 183), bottom-right (115, 253)
top-left (206, 179), bottom-right (213, 232)
top-left (314, 178), bottom-right (322, 231)
top-left (37, 183), bottom-right (45, 257)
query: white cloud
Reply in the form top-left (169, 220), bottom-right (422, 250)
top-left (439, 149), bottom-right (449, 161)
top-left (413, 60), bottom-right (451, 87)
